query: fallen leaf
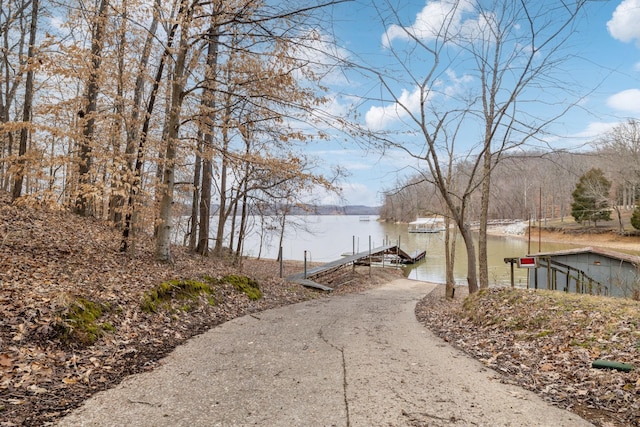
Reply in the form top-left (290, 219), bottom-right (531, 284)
top-left (0, 353), bottom-right (12, 368)
top-left (28, 384), bottom-right (48, 394)
top-left (540, 363), bottom-right (555, 372)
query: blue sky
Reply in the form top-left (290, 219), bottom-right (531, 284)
top-left (307, 0), bottom-right (640, 207)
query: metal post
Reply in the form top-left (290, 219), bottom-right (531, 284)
top-left (510, 260), bottom-right (515, 288)
top-left (528, 215), bottom-right (531, 254)
top-left (304, 250), bottom-right (307, 279)
top-left (368, 235), bottom-right (372, 277)
top-left (279, 247), bottom-right (283, 278)
top-left (538, 187), bottom-right (542, 252)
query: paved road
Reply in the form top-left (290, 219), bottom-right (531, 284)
top-left (57, 279), bottom-right (593, 427)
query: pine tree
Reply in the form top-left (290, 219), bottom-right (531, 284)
top-left (571, 168), bottom-right (612, 226)
top-left (631, 203), bottom-right (640, 230)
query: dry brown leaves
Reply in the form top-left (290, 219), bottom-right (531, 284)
top-left (12, 188), bottom-right (636, 427)
top-left (0, 191), bottom-right (402, 426)
top-left (417, 286), bottom-right (640, 427)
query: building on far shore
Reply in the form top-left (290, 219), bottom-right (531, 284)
top-left (527, 247), bottom-right (640, 298)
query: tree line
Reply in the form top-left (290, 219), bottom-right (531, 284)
top-left (0, 0), bottom-right (345, 262)
top-left (380, 119), bottom-right (640, 231)
top-left (3, 0), bottom-right (623, 297)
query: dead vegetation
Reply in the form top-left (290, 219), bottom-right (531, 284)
top-left (0, 192), bottom-right (399, 426)
top-left (2, 189), bottom-right (639, 427)
top-left (417, 286), bottom-right (640, 427)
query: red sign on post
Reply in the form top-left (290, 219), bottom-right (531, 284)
top-left (518, 257), bottom-right (537, 268)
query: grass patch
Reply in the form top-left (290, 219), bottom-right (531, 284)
top-left (141, 279), bottom-right (216, 313)
top-left (55, 297), bottom-right (113, 346)
top-left (221, 274), bottom-right (262, 300)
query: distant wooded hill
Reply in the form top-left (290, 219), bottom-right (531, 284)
top-left (379, 148), bottom-right (639, 225)
top-left (297, 205), bottom-right (381, 215)
top-left (205, 204), bottom-right (381, 216)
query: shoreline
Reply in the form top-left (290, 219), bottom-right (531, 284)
top-left (253, 222), bottom-right (639, 267)
top-left (486, 222), bottom-right (640, 254)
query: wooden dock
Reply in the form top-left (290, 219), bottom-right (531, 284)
top-left (286, 245), bottom-right (425, 291)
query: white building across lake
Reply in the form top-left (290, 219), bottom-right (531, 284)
top-left (408, 217), bottom-right (446, 233)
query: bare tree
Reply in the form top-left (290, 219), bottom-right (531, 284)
top-left (155, 0), bottom-right (194, 261)
top-left (11, 0), bottom-right (39, 200)
top-left (75, 0), bottom-right (109, 216)
top-left (1, 0), bottom-right (37, 191)
top-left (366, 0), bottom-right (588, 293)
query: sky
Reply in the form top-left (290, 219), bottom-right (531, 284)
top-left (306, 0), bottom-right (640, 207)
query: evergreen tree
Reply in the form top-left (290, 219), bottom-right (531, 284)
top-left (571, 168), bottom-right (612, 226)
top-left (631, 203), bottom-right (640, 230)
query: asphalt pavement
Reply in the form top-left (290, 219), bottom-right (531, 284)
top-left (56, 279), bottom-right (593, 427)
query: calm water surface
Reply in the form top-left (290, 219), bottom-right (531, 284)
top-left (231, 215), bottom-right (580, 287)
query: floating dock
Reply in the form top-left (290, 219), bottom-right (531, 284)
top-left (286, 245), bottom-right (425, 291)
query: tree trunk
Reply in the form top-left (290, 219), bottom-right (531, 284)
top-left (213, 101), bottom-right (232, 257)
top-left (120, 8), bottom-right (177, 252)
top-left (234, 178), bottom-right (249, 266)
top-left (189, 134), bottom-right (202, 251)
top-left (107, 5), bottom-right (127, 223)
top-left (111, 0), bottom-right (160, 225)
top-left (444, 214), bottom-right (456, 299)
top-left (459, 222), bottom-right (478, 294)
top-left (197, 154), bottom-right (212, 254)
top-left (228, 192), bottom-right (239, 253)
top-left (75, 0), bottom-right (109, 216)
top-left (196, 22), bottom-right (220, 256)
top-left (478, 149), bottom-right (491, 289)
top-left (277, 214), bottom-right (286, 262)
top-left (155, 1), bottom-right (191, 262)
top-left (11, 0), bottom-right (38, 200)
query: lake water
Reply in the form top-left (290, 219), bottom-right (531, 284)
top-left (215, 215), bottom-right (580, 287)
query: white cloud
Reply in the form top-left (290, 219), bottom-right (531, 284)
top-left (292, 29), bottom-right (351, 86)
top-left (607, 0), bottom-right (640, 46)
top-left (382, 0), bottom-right (479, 48)
top-left (607, 89), bottom-right (640, 113)
top-left (340, 182), bottom-right (380, 206)
top-left (443, 69), bottom-right (473, 97)
top-left (364, 86), bottom-right (424, 130)
top-left (303, 182), bottom-right (379, 206)
top-left (312, 149), bottom-right (374, 171)
top-left (49, 17), bottom-right (66, 32)
top-left (571, 122), bottom-right (619, 139)
top-left (363, 68), bottom-right (472, 130)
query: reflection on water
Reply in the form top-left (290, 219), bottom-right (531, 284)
top-left (179, 214), bottom-right (580, 287)
top-left (376, 219), bottom-right (578, 286)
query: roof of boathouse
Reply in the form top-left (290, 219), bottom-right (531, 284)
top-left (530, 246), bottom-right (640, 266)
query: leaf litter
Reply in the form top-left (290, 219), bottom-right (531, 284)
top-left (5, 187), bottom-right (636, 427)
top-left (0, 191), bottom-right (402, 426)
top-left (416, 286), bottom-right (640, 427)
